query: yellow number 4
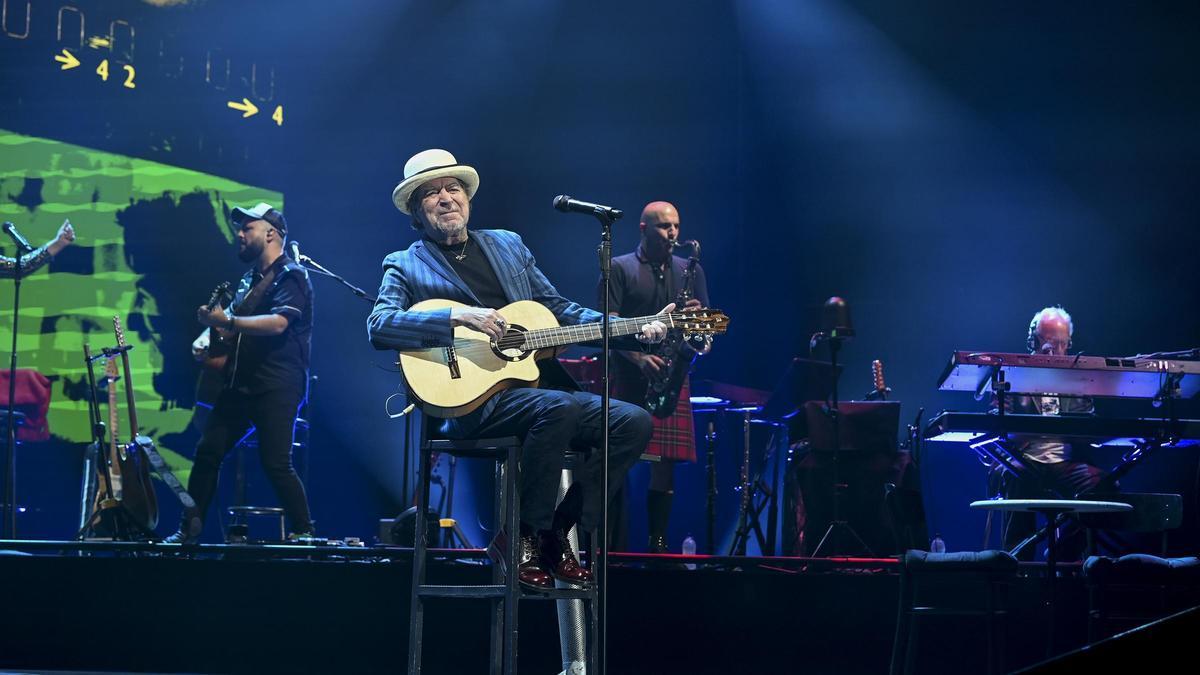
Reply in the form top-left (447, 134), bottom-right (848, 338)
top-left (96, 59), bottom-right (109, 81)
top-left (272, 105), bottom-right (283, 127)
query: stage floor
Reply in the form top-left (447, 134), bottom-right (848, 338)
top-left (0, 541), bottom-right (1135, 674)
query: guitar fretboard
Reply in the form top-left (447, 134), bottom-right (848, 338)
top-left (521, 314), bottom-right (676, 350)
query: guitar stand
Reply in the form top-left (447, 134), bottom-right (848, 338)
top-left (77, 344), bottom-right (159, 542)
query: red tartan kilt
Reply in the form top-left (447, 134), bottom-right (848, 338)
top-left (640, 379), bottom-right (696, 462)
top-left (559, 356), bottom-right (697, 463)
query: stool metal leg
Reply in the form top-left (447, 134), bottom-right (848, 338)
top-left (407, 444), bottom-right (433, 675)
top-left (489, 458), bottom-right (504, 675)
top-left (556, 466), bottom-right (588, 675)
top-left (504, 448), bottom-right (520, 675)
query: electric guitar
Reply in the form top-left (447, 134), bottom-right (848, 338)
top-left (112, 316), bottom-right (159, 530)
top-left (397, 299), bottom-right (730, 418)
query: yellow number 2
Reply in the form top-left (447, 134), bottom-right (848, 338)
top-left (96, 59), bottom-right (109, 81)
top-left (123, 64), bottom-right (136, 89)
top-left (272, 105), bottom-right (284, 127)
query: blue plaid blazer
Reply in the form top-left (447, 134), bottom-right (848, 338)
top-left (367, 228), bottom-right (602, 351)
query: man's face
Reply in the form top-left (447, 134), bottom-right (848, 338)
top-left (236, 218), bottom-right (272, 263)
top-left (414, 177), bottom-right (470, 241)
top-left (640, 204), bottom-right (680, 257)
top-left (1034, 315), bottom-right (1071, 355)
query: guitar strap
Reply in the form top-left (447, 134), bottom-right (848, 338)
top-left (223, 265), bottom-right (282, 383)
top-left (232, 265), bottom-right (281, 318)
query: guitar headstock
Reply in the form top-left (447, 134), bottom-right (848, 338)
top-left (205, 282), bottom-right (232, 311)
top-left (672, 307), bottom-right (730, 339)
top-left (113, 315), bottom-right (127, 347)
top-left (872, 359), bottom-right (886, 393)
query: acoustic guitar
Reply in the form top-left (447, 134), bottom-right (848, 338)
top-left (397, 299), bottom-right (729, 418)
top-left (194, 282), bottom-right (234, 406)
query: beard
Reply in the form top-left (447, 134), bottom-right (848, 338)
top-left (237, 241), bottom-right (262, 263)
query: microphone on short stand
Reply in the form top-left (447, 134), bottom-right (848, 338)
top-left (2, 222), bottom-right (36, 253)
top-left (552, 195), bottom-right (623, 221)
top-left (289, 240), bottom-right (304, 263)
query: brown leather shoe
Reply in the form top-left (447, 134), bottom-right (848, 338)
top-left (487, 529), bottom-right (553, 589)
top-left (539, 528), bottom-right (593, 586)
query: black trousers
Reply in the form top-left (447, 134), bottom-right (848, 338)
top-left (445, 387), bottom-right (652, 532)
top-left (187, 386), bottom-right (313, 535)
top-left (1002, 458), bottom-right (1106, 559)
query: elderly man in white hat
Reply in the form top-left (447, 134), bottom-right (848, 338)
top-left (368, 149), bottom-right (670, 589)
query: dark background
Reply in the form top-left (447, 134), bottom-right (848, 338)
top-left (2, 0), bottom-right (1198, 550)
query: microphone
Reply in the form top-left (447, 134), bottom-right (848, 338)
top-left (552, 195), bottom-right (623, 220)
top-left (289, 240), bottom-right (304, 262)
top-left (1040, 343), bottom-right (1054, 355)
top-left (2, 222), bottom-right (35, 253)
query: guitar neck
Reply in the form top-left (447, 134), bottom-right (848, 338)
top-left (522, 314), bottom-right (672, 350)
top-left (107, 370), bottom-right (119, 458)
top-left (118, 351), bottom-right (139, 438)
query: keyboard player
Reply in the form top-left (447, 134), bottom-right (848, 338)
top-left (994, 306), bottom-right (1107, 559)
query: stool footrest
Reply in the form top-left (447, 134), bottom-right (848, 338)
top-left (522, 586), bottom-right (597, 600)
top-left (417, 584), bottom-right (507, 598)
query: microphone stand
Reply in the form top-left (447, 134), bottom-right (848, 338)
top-left (296, 253), bottom-right (377, 304)
top-left (594, 209), bottom-right (617, 675)
top-left (4, 246), bottom-right (25, 539)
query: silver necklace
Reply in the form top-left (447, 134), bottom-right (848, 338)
top-left (453, 238), bottom-right (468, 261)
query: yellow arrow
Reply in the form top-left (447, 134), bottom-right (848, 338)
top-left (227, 98), bottom-right (259, 118)
top-left (54, 49), bottom-right (81, 71)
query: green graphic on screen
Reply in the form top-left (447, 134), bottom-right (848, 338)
top-left (0, 128), bottom-right (283, 483)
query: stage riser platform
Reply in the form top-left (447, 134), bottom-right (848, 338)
top-left (0, 553), bottom-right (1141, 674)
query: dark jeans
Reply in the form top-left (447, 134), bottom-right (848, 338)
top-left (445, 387), bottom-right (652, 532)
top-left (1002, 459), bottom-right (1106, 560)
top-left (188, 387), bottom-right (312, 535)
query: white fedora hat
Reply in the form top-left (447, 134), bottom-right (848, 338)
top-left (391, 149), bottom-right (480, 214)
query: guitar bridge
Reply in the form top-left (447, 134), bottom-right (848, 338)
top-left (445, 346), bottom-right (461, 379)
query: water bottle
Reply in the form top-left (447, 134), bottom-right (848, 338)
top-left (681, 534), bottom-right (697, 570)
top-left (930, 533), bottom-right (946, 553)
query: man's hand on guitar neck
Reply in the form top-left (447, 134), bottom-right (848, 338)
top-left (635, 302), bottom-right (674, 344)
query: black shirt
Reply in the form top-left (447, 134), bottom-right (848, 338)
top-left (436, 236), bottom-right (509, 309)
top-left (228, 254), bottom-right (313, 395)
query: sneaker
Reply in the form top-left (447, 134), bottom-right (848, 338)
top-left (163, 529), bottom-right (198, 545)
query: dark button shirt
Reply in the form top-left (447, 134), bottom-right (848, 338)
top-left (605, 245), bottom-right (710, 386)
top-left (229, 254), bottom-right (312, 395)
top-left (606, 245), bottom-right (709, 318)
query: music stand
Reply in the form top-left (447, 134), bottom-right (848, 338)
top-left (759, 358), bottom-right (839, 427)
top-left (805, 401), bottom-right (900, 557)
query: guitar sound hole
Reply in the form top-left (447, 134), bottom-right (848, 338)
top-left (492, 324), bottom-right (532, 362)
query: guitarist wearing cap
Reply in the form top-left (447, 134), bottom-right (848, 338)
top-left (166, 203), bottom-right (314, 544)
